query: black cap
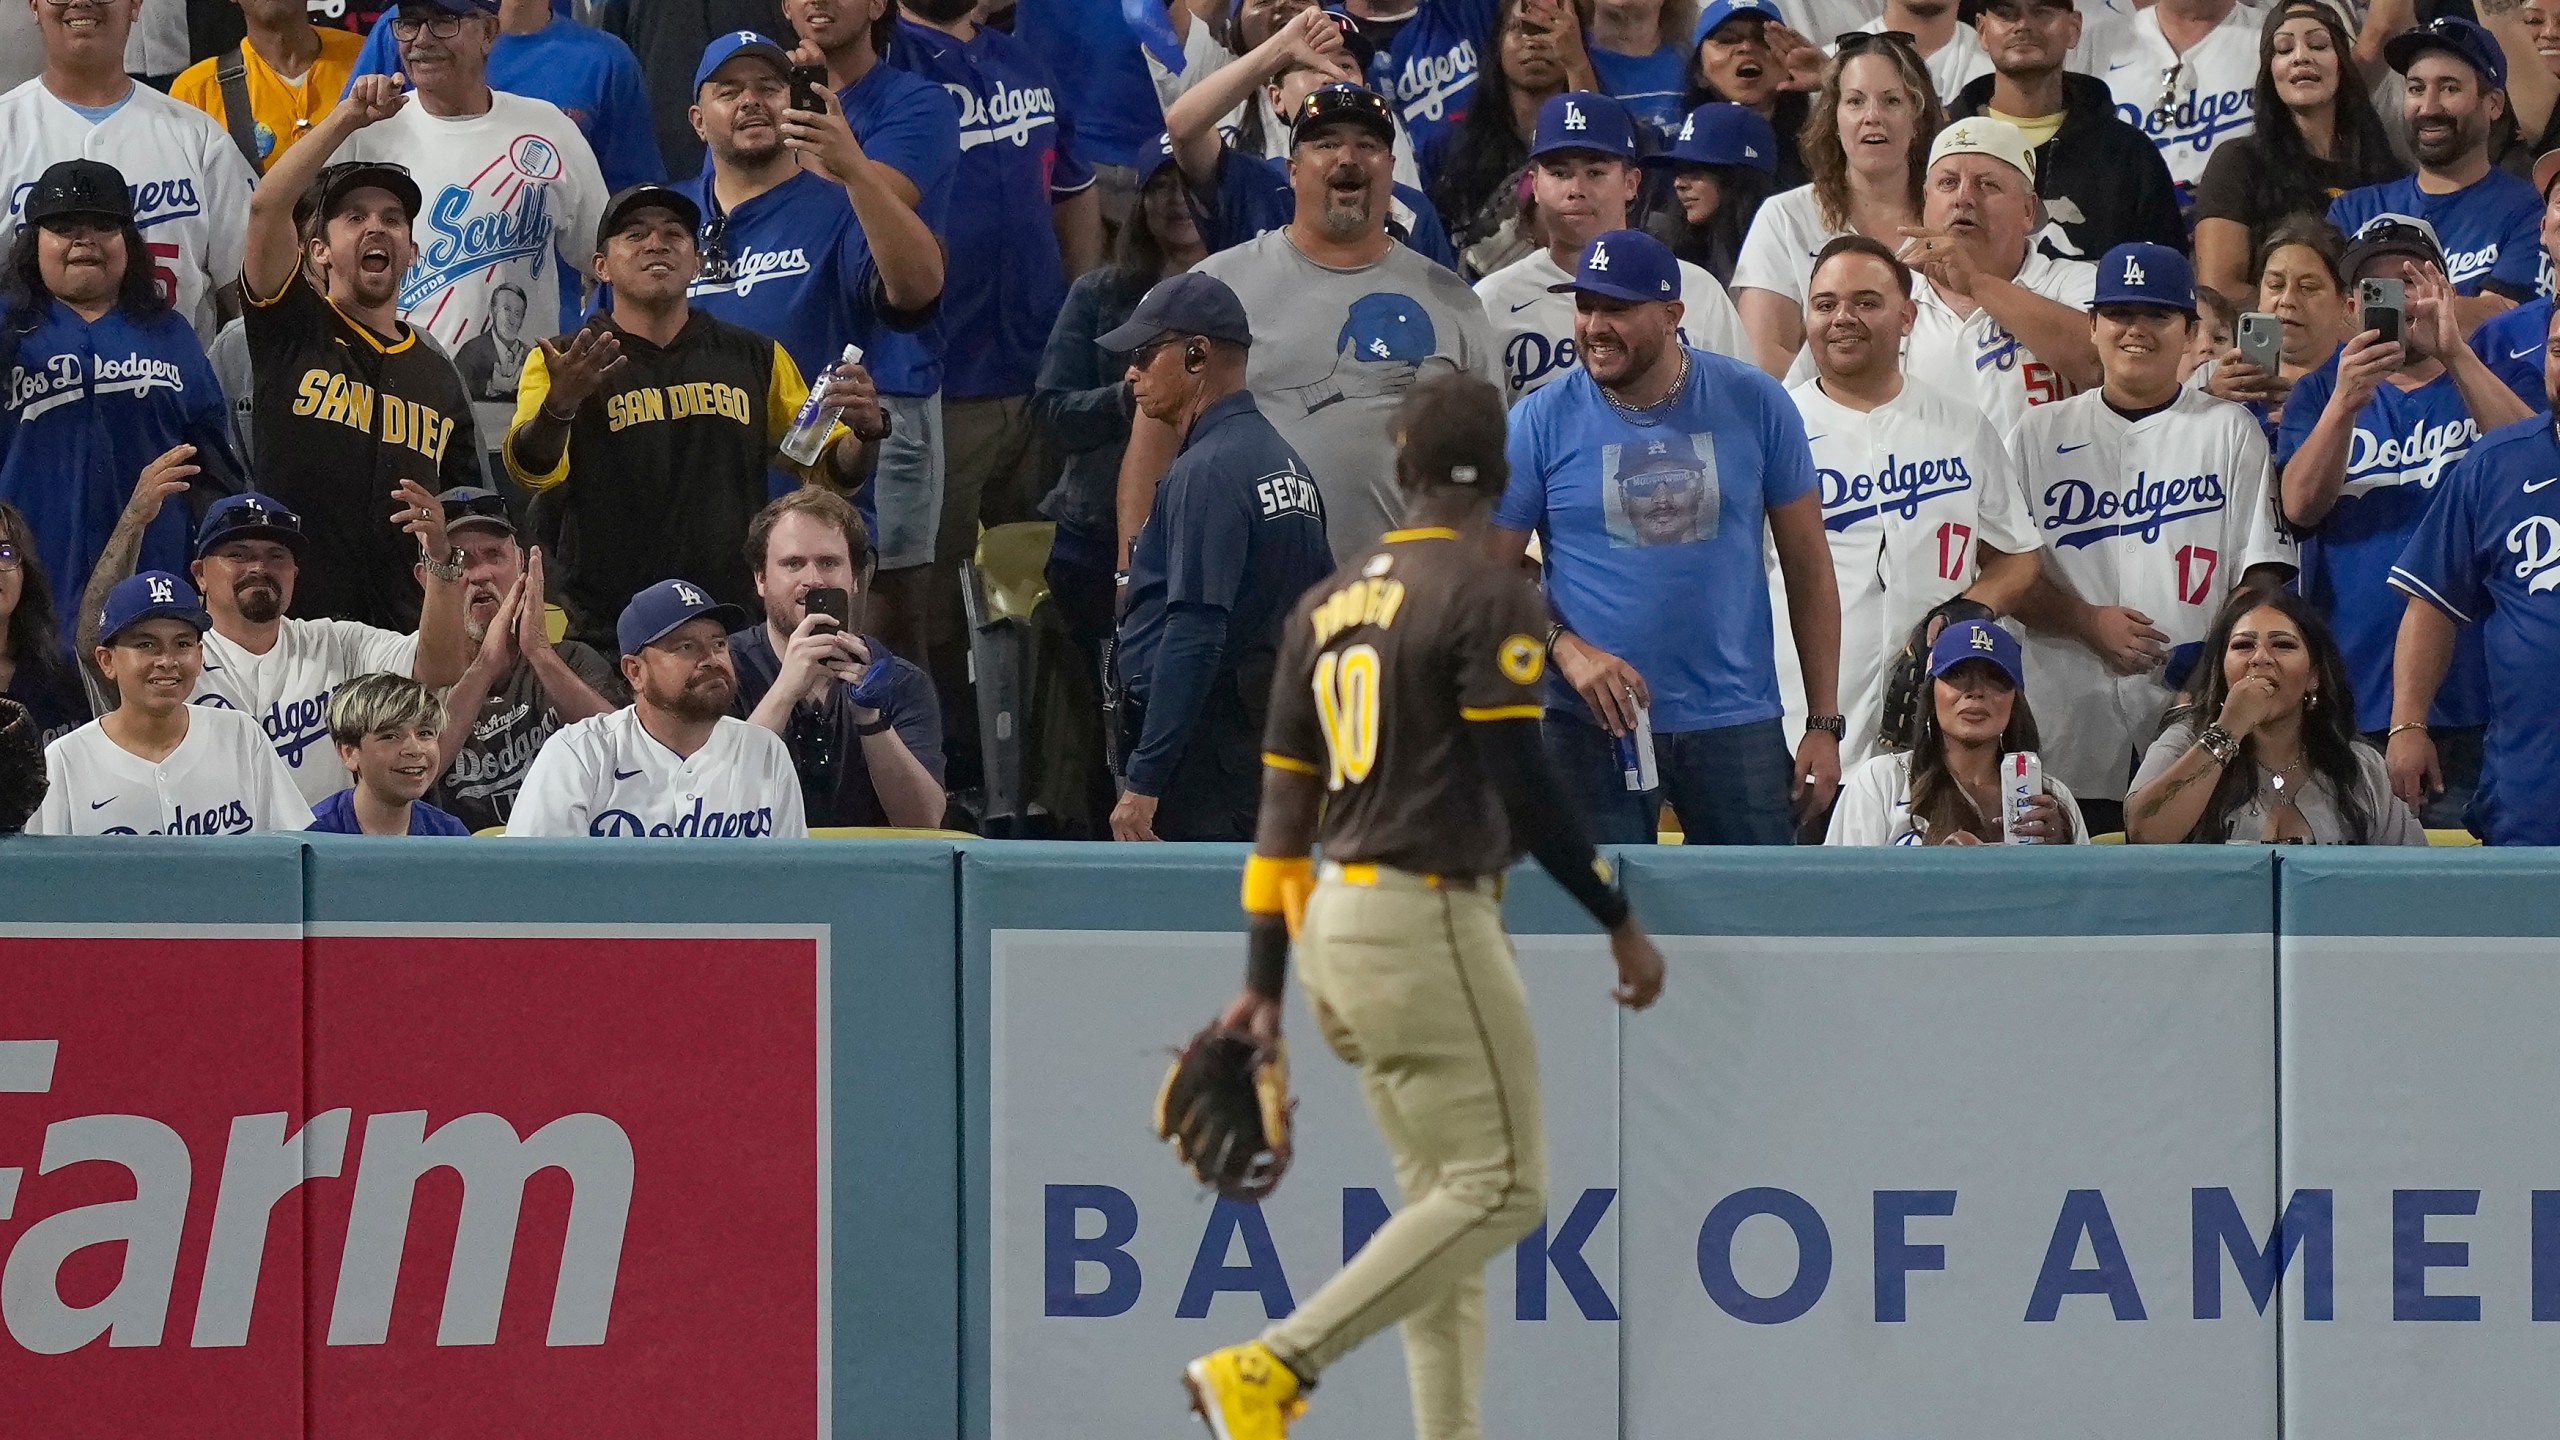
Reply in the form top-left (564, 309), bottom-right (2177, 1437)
top-left (596, 184), bottom-right (703, 252)
top-left (438, 486), bottom-right (516, 537)
top-left (1096, 271), bottom-right (1253, 354)
top-left (299, 160), bottom-right (423, 234)
top-left (1290, 83), bottom-right (1396, 147)
top-left (23, 160), bottom-right (132, 227)
top-left (194, 493), bottom-right (307, 562)
top-left (2341, 212), bottom-right (2448, 278)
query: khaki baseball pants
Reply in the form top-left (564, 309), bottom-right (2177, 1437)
top-left (1261, 864), bottom-right (1548, 1440)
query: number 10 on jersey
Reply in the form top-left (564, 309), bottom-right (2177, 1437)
top-left (1313, 645), bottom-right (1381, 790)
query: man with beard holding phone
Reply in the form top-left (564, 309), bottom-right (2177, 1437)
top-left (729, 488), bottom-right (946, 829)
top-left (508, 577), bottom-right (808, 836)
top-left (81, 487), bottom-right (471, 807)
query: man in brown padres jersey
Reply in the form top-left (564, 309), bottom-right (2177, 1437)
top-left (1183, 373), bottom-right (1666, 1440)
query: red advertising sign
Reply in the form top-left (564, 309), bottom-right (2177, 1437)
top-left (0, 931), bottom-right (826, 1439)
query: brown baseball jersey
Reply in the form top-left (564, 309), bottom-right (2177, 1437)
top-left (1263, 526), bottom-right (1553, 876)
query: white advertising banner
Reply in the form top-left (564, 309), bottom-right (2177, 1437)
top-left (988, 929), bottom-right (1624, 1440)
top-left (2280, 934), bottom-right (2560, 1437)
top-left (1621, 934), bottom-right (2280, 1440)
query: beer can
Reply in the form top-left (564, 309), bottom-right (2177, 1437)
top-left (1616, 703), bottom-right (1659, 793)
top-left (2002, 751), bottom-right (2042, 844)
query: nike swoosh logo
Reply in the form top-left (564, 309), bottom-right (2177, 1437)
top-left (2057, 442), bottom-right (2091, 454)
top-left (1805, 434), bottom-right (1827, 442)
top-left (613, 768), bottom-right (643, 780)
top-left (2526, 476), bottom-right (2558, 492)
top-left (90, 797), bottom-right (115, 809)
top-left (1509, 299), bottom-right (1538, 313)
top-left (2106, 61), bottom-right (2133, 70)
top-left (2512, 346), bottom-right (2541, 360)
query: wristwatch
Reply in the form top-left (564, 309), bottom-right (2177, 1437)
top-left (1804, 714), bottom-right (1846, 738)
top-left (1545, 620), bottom-right (1569, 653)
top-left (420, 547), bottom-right (464, 582)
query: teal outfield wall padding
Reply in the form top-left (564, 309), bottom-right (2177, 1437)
top-left (2276, 848), bottom-right (2560, 936)
top-left (0, 833), bottom-right (305, 925)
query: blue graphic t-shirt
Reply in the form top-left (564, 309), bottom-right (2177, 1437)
top-left (1199, 150), bottom-right (1459, 270)
top-left (1337, 0), bottom-right (1501, 174)
top-left (2329, 171), bottom-right (2543, 298)
top-left (348, 16), bottom-right (664, 191)
top-left (1498, 350), bottom-right (1817, 730)
top-left (2388, 412), bottom-right (2560, 843)
top-left (2276, 355), bottom-right (2492, 731)
top-left (2469, 294), bottom-right (2552, 409)
top-left (890, 18), bottom-right (1095, 398)
top-left (1588, 42), bottom-right (1688, 142)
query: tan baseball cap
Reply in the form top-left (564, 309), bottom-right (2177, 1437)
top-left (1928, 116), bottom-right (2037, 184)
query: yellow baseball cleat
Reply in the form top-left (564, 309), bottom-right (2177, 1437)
top-left (1183, 1340), bottom-right (1306, 1440)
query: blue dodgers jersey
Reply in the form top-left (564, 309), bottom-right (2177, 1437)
top-left (2388, 413), bottom-right (2560, 844)
top-left (1338, 0), bottom-right (1501, 170)
top-left (0, 301), bottom-right (239, 652)
top-left (673, 170), bottom-right (923, 396)
top-left (349, 16), bottom-right (663, 190)
top-left (1012, 0), bottom-right (1164, 170)
top-left (1200, 150), bottom-right (1459, 270)
top-left (841, 62), bottom-right (962, 404)
top-left (1496, 352), bottom-right (1817, 731)
top-left (1588, 43), bottom-right (1688, 142)
top-left (2276, 356), bottom-right (2491, 731)
top-left (891, 18), bottom-right (1094, 398)
top-left (2469, 294), bottom-right (2552, 409)
top-left (2328, 171), bottom-right (2543, 297)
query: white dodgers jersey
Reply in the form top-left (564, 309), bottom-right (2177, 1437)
top-left (33, 707), bottom-right (312, 835)
top-left (1772, 377), bottom-right (2042, 764)
top-left (1905, 250), bottom-right (2098, 440)
top-left (507, 707), bottom-right (808, 838)
top-left (191, 617), bottom-right (418, 806)
top-left (1475, 247), bottom-right (1750, 401)
top-left (2014, 387), bottom-right (2297, 800)
top-left (0, 78), bottom-right (257, 343)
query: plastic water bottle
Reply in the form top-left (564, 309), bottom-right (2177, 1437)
top-left (778, 342), bottom-right (863, 466)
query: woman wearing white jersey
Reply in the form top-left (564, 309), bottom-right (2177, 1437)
top-left (33, 572), bottom-right (308, 836)
top-left (509, 578), bottom-right (807, 838)
top-left (1828, 617), bottom-right (2086, 843)
top-left (2010, 240), bottom-right (2297, 834)
top-left (1732, 36), bottom-right (1944, 378)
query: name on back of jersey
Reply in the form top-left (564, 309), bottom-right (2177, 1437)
top-left (2043, 468), bottom-right (2227, 547)
top-left (291, 370), bottom-right (459, 463)
top-left (606, 382), bottom-right (753, 431)
top-left (1255, 470), bottom-right (1322, 520)
top-left (1310, 575), bottom-right (1407, 646)
top-left (1820, 451), bottom-right (1975, 530)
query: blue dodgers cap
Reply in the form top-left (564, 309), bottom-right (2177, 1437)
top-left (194, 493), bottom-right (306, 561)
top-left (1140, 130), bottom-right (1179, 183)
top-left (2384, 14), bottom-right (2505, 90)
top-left (1547, 228), bottom-right (1682, 304)
top-left (1648, 102), bottom-right (1779, 172)
top-left (2089, 241), bottom-right (2195, 313)
top-left (1529, 92), bottom-right (1638, 161)
top-left (1097, 270), bottom-right (1254, 353)
top-left (618, 578), bottom-right (748, 656)
top-left (693, 29), bottom-right (792, 93)
top-left (99, 571), bottom-right (211, 643)
top-left (1929, 618), bottom-right (2025, 688)
top-left (1694, 0), bottom-right (1783, 42)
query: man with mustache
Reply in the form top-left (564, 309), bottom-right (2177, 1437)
top-left (2329, 16), bottom-right (2541, 328)
top-left (424, 487), bottom-right (624, 832)
top-left (238, 70), bottom-right (486, 629)
top-left (507, 577), bottom-right (807, 837)
top-left (79, 488), bottom-right (469, 806)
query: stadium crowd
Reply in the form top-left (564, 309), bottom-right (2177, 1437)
top-left (0, 0), bottom-right (2554, 845)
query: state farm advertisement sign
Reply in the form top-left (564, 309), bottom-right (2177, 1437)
top-left (0, 931), bottom-right (828, 1438)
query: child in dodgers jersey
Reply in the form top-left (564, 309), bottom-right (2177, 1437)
top-left (36, 573), bottom-right (309, 836)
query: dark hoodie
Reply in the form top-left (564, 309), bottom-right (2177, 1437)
top-left (1949, 70), bottom-right (2187, 262)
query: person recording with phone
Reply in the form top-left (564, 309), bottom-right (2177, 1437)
top-left (2275, 212), bottom-right (2522, 827)
top-left (731, 487), bottom-right (946, 829)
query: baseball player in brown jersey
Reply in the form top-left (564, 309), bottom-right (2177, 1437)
top-left (1184, 372), bottom-right (1667, 1440)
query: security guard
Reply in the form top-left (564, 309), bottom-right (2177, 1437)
top-left (503, 183), bottom-right (887, 651)
top-left (1107, 272), bottom-right (1333, 842)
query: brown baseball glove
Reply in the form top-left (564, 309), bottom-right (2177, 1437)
top-left (1153, 1025), bottom-right (1293, 1201)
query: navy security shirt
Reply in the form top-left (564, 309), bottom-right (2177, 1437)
top-left (1334, 0), bottom-right (1500, 177)
top-left (2469, 294), bottom-right (2551, 409)
top-left (891, 17), bottom-right (1095, 398)
top-left (1199, 149), bottom-right (1459, 271)
top-left (674, 169), bottom-right (933, 397)
top-left (2277, 355), bottom-right (2491, 731)
top-left (2388, 412), bottom-right (2560, 844)
top-left (1118, 391), bottom-right (1334, 790)
top-left (2329, 171), bottom-right (2542, 298)
top-left (727, 623), bottom-right (945, 828)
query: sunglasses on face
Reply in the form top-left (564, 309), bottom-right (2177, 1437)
top-left (1620, 470), bottom-right (1700, 499)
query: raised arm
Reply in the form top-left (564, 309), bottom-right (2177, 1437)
top-left (245, 73), bottom-right (407, 301)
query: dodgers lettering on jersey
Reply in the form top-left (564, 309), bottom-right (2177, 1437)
top-left (2099, 6), bottom-right (2257, 193)
top-left (507, 707), bottom-right (808, 837)
top-left (589, 794), bottom-right (779, 837)
top-left (32, 707), bottom-right (312, 836)
top-left (1822, 452), bottom-right (1977, 530)
top-left (190, 617), bottom-right (418, 804)
top-left (108, 799), bottom-right (254, 836)
top-left (2328, 172), bottom-right (2544, 298)
top-left (677, 169), bottom-right (924, 398)
top-left (1347, 0), bottom-right (1499, 166)
top-left (2042, 468), bottom-right (2230, 547)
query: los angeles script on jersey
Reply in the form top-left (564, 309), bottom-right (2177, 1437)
top-left (289, 369), bottom-right (460, 463)
top-left (1820, 453), bottom-right (1975, 530)
top-left (2043, 470), bottom-right (2227, 547)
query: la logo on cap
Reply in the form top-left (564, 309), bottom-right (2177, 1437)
top-left (1678, 115), bottom-right (1695, 140)
top-left (146, 577), bottom-right (174, 604)
top-left (2123, 256), bottom-right (2147, 285)
top-left (1970, 626), bottom-right (1995, 653)
top-left (1564, 100), bottom-right (1586, 130)
top-left (675, 582), bottom-right (705, 606)
top-left (1646, 439), bottom-right (1668, 456)
top-left (1590, 240), bottom-right (1611, 271)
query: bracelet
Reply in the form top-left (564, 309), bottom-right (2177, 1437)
top-left (1545, 620), bottom-right (1568, 652)
top-left (856, 713), bottom-right (893, 736)
top-left (539, 400), bottom-right (578, 424)
top-left (2386, 721), bottom-right (2428, 740)
top-left (2196, 723), bottom-right (2241, 766)
top-left (1804, 714), bottom-right (1845, 738)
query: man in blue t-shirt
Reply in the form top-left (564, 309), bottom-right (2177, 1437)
top-left (1106, 273), bottom-right (1334, 842)
top-left (347, 0), bottom-right (663, 191)
top-left (1494, 229), bottom-right (1841, 844)
top-left (2387, 303), bottom-right (2560, 844)
top-left (2468, 148), bottom-right (2560, 405)
top-left (2277, 212), bottom-right (2525, 826)
top-left (1335, 0), bottom-right (1501, 176)
top-left (2329, 16), bottom-right (2539, 323)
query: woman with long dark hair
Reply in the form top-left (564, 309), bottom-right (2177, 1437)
top-left (0, 502), bottom-right (87, 749)
top-left (0, 160), bottom-right (238, 652)
top-left (1427, 0), bottom-right (1597, 264)
top-left (1642, 100), bottom-right (1782, 281)
top-left (1681, 0), bottom-right (1815, 189)
top-left (1827, 618), bottom-right (2085, 845)
top-left (2125, 589), bottom-right (2423, 844)
top-left (2190, 1), bottom-right (2403, 302)
top-left (1731, 35), bottom-right (1942, 377)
